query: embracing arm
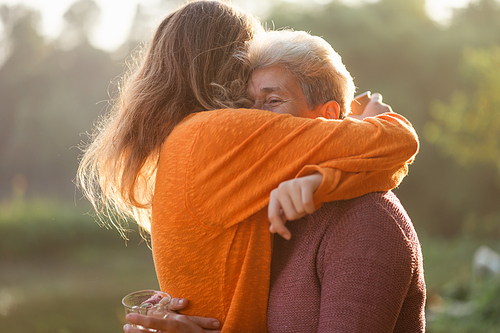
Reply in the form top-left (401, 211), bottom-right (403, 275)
top-left (267, 94), bottom-right (416, 238)
top-left (298, 95), bottom-right (417, 202)
top-left (169, 109), bottom-right (418, 228)
top-left (267, 165), bottom-right (408, 240)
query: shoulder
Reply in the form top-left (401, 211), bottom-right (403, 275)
top-left (319, 191), bottom-right (420, 262)
top-left (351, 191), bottom-right (418, 243)
top-left (315, 192), bottom-right (421, 287)
top-left (337, 191), bottom-right (415, 237)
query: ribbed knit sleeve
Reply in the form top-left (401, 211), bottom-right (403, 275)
top-left (178, 109), bottom-right (418, 229)
top-left (300, 164), bottom-right (409, 209)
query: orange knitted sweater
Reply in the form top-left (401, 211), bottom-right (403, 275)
top-left (151, 109), bottom-right (419, 332)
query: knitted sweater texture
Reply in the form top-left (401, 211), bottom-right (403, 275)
top-left (268, 191), bottom-right (426, 333)
top-left (151, 109), bottom-right (419, 332)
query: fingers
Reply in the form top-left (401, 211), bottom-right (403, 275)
top-left (300, 182), bottom-right (316, 215)
top-left (125, 313), bottom-right (208, 333)
top-left (123, 324), bottom-right (145, 333)
top-left (125, 314), bottom-right (165, 331)
top-left (279, 182), bottom-right (303, 219)
top-left (350, 91), bottom-right (371, 116)
top-left (170, 297), bottom-right (189, 311)
top-left (276, 179), bottom-right (310, 219)
top-left (186, 315), bottom-right (220, 329)
top-left (267, 174), bottom-right (323, 240)
top-left (288, 181), bottom-right (310, 217)
top-left (268, 214), bottom-right (288, 236)
top-left (268, 189), bottom-right (292, 240)
top-left (371, 92), bottom-right (382, 103)
top-left (360, 92), bottom-right (392, 118)
top-left (300, 172), bottom-right (322, 214)
top-left (369, 92), bottom-right (393, 112)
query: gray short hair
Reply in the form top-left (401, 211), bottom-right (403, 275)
top-left (246, 30), bottom-right (355, 119)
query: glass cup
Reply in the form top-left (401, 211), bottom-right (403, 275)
top-left (122, 290), bottom-right (172, 330)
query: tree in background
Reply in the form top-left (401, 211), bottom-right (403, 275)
top-left (425, 46), bottom-right (500, 237)
top-left (426, 46), bottom-right (500, 171)
top-left (422, 0), bottom-right (500, 237)
top-left (450, 0), bottom-right (500, 47)
top-left (0, 3), bottom-right (119, 199)
top-left (2, 2), bottom-right (500, 332)
top-left (0, 0), bottom-right (499, 239)
top-left (0, 5), bottom-right (46, 157)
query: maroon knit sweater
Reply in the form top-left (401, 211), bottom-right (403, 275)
top-left (268, 191), bottom-right (426, 333)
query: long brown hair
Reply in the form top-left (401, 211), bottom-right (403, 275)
top-left (77, 1), bottom-right (263, 237)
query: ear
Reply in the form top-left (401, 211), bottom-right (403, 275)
top-left (318, 100), bottom-right (340, 120)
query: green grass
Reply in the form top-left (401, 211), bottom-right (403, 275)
top-left (0, 247), bottom-right (159, 332)
top-left (0, 198), bottom-right (158, 333)
top-left (427, 277), bottom-right (500, 333)
top-left (0, 197), bottom-right (144, 259)
top-left (418, 232), bottom-right (500, 333)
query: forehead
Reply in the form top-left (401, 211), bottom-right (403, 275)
top-left (248, 65), bottom-right (300, 95)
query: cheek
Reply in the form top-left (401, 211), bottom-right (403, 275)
top-left (267, 104), bottom-right (290, 114)
top-left (281, 102), bottom-right (303, 117)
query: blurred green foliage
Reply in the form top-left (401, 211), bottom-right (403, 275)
top-left (1, 0), bottom-right (500, 330)
top-left (0, 198), bottom-right (157, 333)
top-left (428, 276), bottom-right (500, 333)
top-left (419, 233), bottom-right (500, 333)
top-left (426, 46), bottom-right (500, 172)
top-left (0, 197), bottom-right (140, 259)
top-left (0, 2), bottom-right (122, 198)
top-left (2, 0), bottom-right (498, 239)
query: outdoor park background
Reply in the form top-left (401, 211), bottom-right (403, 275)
top-left (1, 0), bottom-right (500, 331)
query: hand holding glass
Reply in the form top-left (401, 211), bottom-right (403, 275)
top-left (122, 290), bottom-right (171, 330)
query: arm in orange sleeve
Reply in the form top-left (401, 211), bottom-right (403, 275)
top-left (300, 164), bottom-right (409, 210)
top-left (298, 113), bottom-right (418, 207)
top-left (183, 109), bottom-right (419, 228)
